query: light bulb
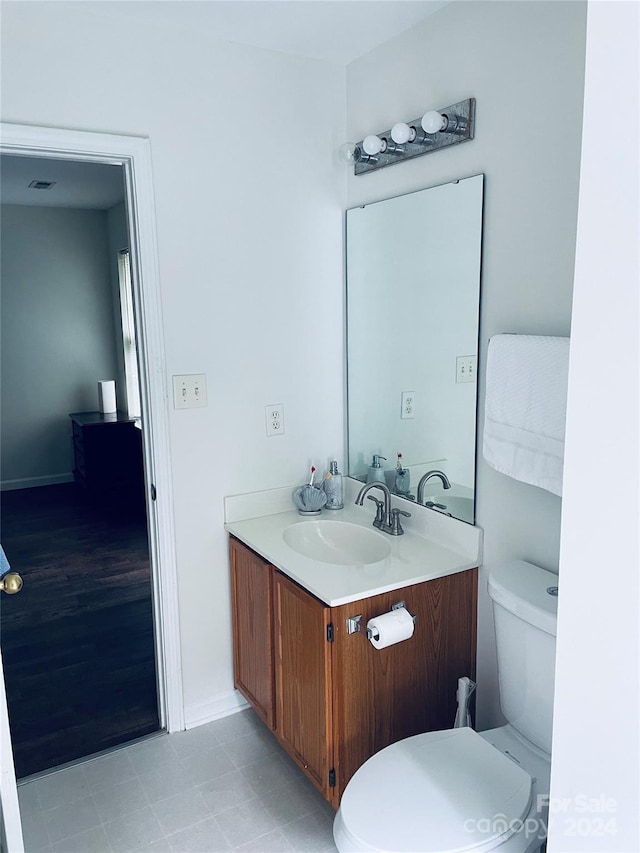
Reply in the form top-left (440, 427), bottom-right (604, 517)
top-left (390, 123), bottom-right (415, 144)
top-left (338, 142), bottom-right (358, 164)
top-left (362, 135), bottom-right (384, 156)
top-left (421, 110), bottom-right (446, 134)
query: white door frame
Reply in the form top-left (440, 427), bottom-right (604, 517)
top-left (1, 648), bottom-right (23, 853)
top-left (0, 122), bottom-right (185, 735)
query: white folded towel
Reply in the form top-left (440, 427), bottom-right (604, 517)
top-left (483, 334), bottom-right (570, 496)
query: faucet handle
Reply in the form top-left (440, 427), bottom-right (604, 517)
top-left (389, 507), bottom-right (411, 536)
top-left (367, 495), bottom-right (385, 528)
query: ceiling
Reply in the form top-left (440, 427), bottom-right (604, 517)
top-left (1, 1), bottom-right (448, 208)
top-left (85, 0), bottom-right (449, 66)
top-left (0, 155), bottom-right (125, 210)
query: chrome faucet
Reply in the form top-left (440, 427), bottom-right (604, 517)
top-left (355, 482), bottom-right (411, 536)
top-left (416, 470), bottom-right (452, 505)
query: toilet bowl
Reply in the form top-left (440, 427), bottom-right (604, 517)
top-left (333, 560), bottom-right (557, 853)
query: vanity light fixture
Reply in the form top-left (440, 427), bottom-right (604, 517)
top-left (341, 97), bottom-right (475, 175)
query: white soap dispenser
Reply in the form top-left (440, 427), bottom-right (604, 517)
top-left (367, 454), bottom-right (387, 484)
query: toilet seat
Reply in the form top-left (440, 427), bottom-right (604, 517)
top-left (336, 727), bottom-right (533, 853)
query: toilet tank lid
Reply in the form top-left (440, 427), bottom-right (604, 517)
top-left (488, 560), bottom-right (558, 637)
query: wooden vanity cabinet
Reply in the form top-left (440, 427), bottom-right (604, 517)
top-left (229, 537), bottom-right (276, 729)
top-left (229, 536), bottom-right (477, 808)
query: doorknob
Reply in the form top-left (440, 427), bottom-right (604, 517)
top-left (0, 572), bottom-right (23, 595)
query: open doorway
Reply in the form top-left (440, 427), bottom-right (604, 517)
top-left (1, 125), bottom-right (183, 777)
top-left (0, 154), bottom-right (161, 778)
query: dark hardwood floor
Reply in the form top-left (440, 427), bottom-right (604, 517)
top-left (0, 483), bottom-right (160, 778)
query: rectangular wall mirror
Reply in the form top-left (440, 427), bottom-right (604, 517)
top-left (346, 174), bottom-right (484, 524)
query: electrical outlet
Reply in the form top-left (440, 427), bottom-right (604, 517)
top-left (401, 391), bottom-right (416, 419)
top-left (265, 404), bottom-right (285, 437)
top-left (456, 356), bottom-right (477, 384)
top-left (172, 374), bottom-right (207, 408)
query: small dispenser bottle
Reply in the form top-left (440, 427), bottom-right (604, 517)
top-left (394, 452), bottom-right (410, 496)
top-left (324, 461), bottom-right (344, 510)
top-left (367, 454), bottom-right (387, 484)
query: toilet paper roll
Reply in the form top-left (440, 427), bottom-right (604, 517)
top-left (367, 607), bottom-right (414, 650)
top-left (98, 380), bottom-right (117, 414)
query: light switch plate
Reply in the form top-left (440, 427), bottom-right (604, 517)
top-left (173, 374), bottom-right (207, 408)
top-left (456, 356), bottom-right (477, 384)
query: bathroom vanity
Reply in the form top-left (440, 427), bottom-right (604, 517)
top-left (226, 486), bottom-right (480, 808)
top-left (225, 174), bottom-right (485, 806)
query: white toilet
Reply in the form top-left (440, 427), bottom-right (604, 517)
top-left (333, 560), bottom-right (558, 853)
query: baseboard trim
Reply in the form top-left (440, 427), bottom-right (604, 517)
top-left (1, 473), bottom-right (75, 492)
top-left (184, 690), bottom-right (250, 730)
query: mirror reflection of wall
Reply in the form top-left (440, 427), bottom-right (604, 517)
top-left (346, 174), bottom-right (484, 523)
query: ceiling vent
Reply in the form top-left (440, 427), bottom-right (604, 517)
top-left (28, 180), bottom-right (56, 190)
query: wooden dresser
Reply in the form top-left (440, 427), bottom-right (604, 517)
top-left (69, 411), bottom-right (144, 503)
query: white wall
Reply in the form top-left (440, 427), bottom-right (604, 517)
top-left (346, 0), bottom-right (587, 727)
top-left (0, 2), bottom-right (345, 722)
top-left (0, 204), bottom-right (119, 488)
top-left (548, 2), bottom-right (639, 849)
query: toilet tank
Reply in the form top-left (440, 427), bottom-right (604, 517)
top-left (488, 560), bottom-right (558, 754)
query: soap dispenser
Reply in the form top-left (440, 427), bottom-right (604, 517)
top-left (324, 461), bottom-right (344, 510)
top-left (367, 454), bottom-right (387, 484)
top-left (394, 452), bottom-right (410, 496)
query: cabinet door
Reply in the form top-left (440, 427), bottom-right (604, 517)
top-left (229, 538), bottom-right (275, 729)
top-left (273, 572), bottom-right (333, 799)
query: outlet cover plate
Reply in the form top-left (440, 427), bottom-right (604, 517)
top-left (265, 404), bottom-right (285, 436)
top-left (401, 391), bottom-right (416, 419)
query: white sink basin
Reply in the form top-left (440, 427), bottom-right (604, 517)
top-left (282, 520), bottom-right (391, 566)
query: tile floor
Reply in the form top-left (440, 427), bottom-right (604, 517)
top-left (18, 710), bottom-right (339, 853)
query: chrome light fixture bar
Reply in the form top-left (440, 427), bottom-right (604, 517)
top-left (343, 98), bottom-right (475, 176)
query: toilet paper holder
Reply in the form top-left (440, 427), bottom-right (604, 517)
top-left (347, 600), bottom-right (417, 639)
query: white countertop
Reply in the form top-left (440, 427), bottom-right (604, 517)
top-left (224, 480), bottom-right (482, 607)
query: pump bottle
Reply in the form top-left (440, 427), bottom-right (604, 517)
top-left (324, 461), bottom-right (344, 510)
